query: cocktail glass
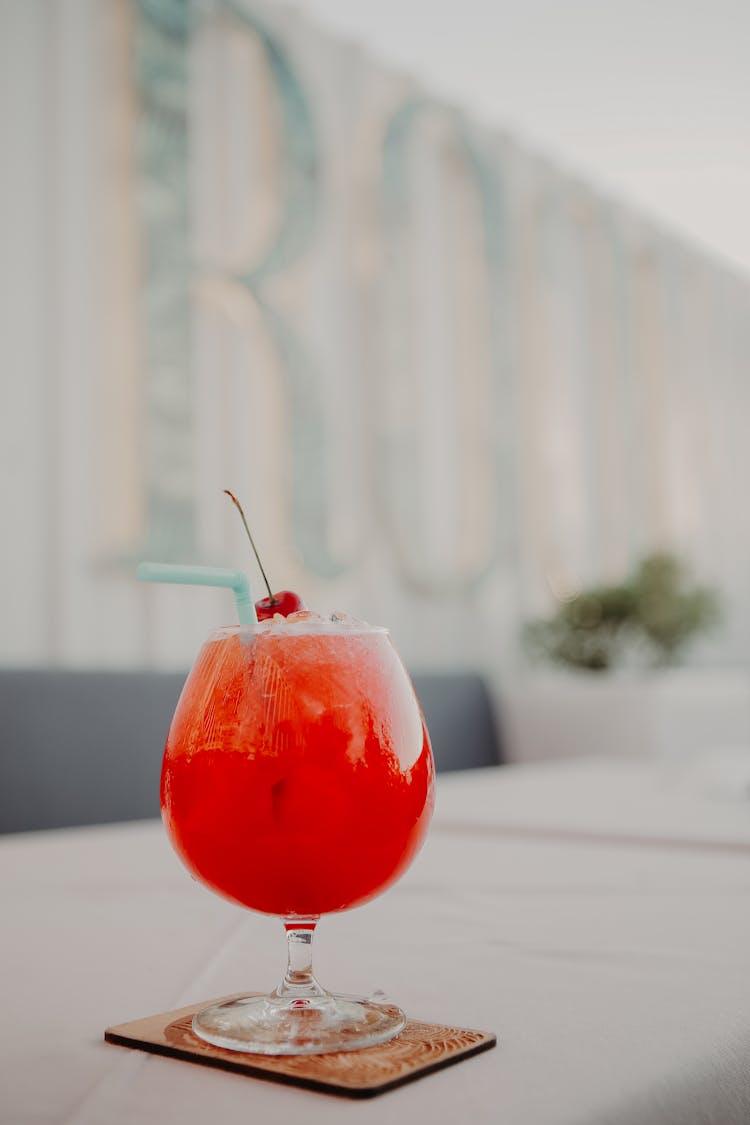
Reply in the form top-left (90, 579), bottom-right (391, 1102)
top-left (160, 618), bottom-right (434, 1055)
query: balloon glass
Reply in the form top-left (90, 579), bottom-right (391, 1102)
top-left (160, 618), bottom-right (435, 1054)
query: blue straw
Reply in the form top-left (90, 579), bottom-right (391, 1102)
top-left (136, 562), bottom-right (257, 625)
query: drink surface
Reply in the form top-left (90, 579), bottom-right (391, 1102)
top-left (161, 622), bottom-right (434, 917)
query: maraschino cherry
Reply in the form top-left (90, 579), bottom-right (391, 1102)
top-left (253, 589), bottom-right (305, 620)
top-left (224, 490), bottom-right (306, 620)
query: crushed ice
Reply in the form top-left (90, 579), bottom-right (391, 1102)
top-left (249, 610), bottom-right (385, 635)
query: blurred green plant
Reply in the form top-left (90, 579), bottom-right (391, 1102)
top-left (524, 553), bottom-right (720, 672)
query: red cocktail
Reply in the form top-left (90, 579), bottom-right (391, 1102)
top-left (161, 614), bottom-right (434, 1054)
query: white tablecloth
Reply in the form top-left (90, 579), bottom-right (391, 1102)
top-left (3, 760), bottom-right (750, 1125)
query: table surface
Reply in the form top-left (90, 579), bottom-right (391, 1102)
top-left (3, 757), bottom-right (750, 1125)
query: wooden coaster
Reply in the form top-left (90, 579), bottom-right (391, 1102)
top-left (105, 994), bottom-right (496, 1099)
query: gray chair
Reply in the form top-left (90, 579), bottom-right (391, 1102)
top-left (0, 670), bottom-right (184, 833)
top-left (410, 671), bottom-right (502, 773)
top-left (0, 667), bottom-right (502, 833)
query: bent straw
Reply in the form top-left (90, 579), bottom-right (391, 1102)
top-left (136, 562), bottom-right (258, 625)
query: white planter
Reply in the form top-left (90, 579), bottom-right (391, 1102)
top-left (501, 669), bottom-right (750, 764)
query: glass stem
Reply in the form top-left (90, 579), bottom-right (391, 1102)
top-left (274, 917), bottom-right (327, 1000)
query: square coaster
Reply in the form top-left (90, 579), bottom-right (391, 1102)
top-left (105, 994), bottom-right (496, 1099)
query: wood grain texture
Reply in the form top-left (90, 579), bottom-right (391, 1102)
top-left (105, 994), bottom-right (496, 1099)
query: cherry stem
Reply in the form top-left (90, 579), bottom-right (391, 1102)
top-left (224, 490), bottom-right (275, 603)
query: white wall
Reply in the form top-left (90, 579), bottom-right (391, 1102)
top-left (275, 0), bottom-right (750, 278)
top-left (1, 0), bottom-right (749, 690)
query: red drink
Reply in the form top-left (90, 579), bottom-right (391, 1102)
top-left (161, 622), bottom-right (434, 918)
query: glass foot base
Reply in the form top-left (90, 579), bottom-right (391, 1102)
top-left (192, 993), bottom-right (406, 1056)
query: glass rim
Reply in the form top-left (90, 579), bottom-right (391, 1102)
top-left (209, 621), bottom-right (391, 639)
